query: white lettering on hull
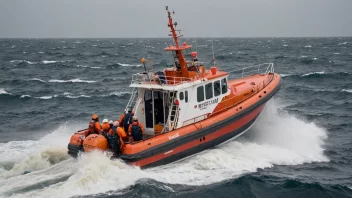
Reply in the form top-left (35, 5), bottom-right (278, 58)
top-left (168, 133), bottom-right (179, 140)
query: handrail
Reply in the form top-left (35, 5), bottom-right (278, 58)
top-left (226, 63), bottom-right (274, 78)
top-left (130, 72), bottom-right (199, 86)
top-left (130, 63), bottom-right (274, 87)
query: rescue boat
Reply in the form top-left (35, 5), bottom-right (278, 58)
top-left (68, 6), bottom-right (281, 168)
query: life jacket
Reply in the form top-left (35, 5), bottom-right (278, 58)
top-left (101, 122), bottom-right (111, 133)
top-left (131, 122), bottom-right (143, 142)
top-left (88, 121), bottom-right (98, 134)
top-left (123, 112), bottom-right (132, 132)
top-left (109, 126), bottom-right (118, 136)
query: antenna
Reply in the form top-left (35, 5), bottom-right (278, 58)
top-left (195, 36), bottom-right (198, 54)
top-left (212, 40), bottom-right (215, 67)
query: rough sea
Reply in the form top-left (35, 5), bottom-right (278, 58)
top-left (0, 38), bottom-right (351, 198)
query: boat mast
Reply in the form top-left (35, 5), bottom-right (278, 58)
top-left (166, 6), bottom-right (190, 78)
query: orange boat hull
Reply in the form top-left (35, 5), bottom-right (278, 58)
top-left (68, 74), bottom-right (281, 168)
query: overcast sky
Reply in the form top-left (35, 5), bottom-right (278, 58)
top-left (0, 0), bottom-right (351, 38)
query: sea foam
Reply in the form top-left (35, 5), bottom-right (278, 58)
top-left (2, 100), bottom-right (329, 197)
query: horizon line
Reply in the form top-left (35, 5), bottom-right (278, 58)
top-left (1, 36), bottom-right (352, 39)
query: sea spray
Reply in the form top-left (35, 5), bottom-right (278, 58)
top-left (7, 99), bottom-right (330, 197)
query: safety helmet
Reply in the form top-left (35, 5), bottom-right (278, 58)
top-left (132, 116), bottom-right (138, 121)
top-left (103, 118), bottom-right (109, 123)
top-left (92, 114), bottom-right (99, 120)
top-left (109, 120), bottom-right (113, 124)
top-left (113, 121), bottom-right (119, 127)
top-left (127, 106), bottom-right (133, 112)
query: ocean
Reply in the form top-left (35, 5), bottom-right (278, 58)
top-left (0, 37), bottom-right (351, 198)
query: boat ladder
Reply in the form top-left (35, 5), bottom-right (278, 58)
top-left (163, 92), bottom-right (180, 133)
top-left (125, 88), bottom-right (138, 110)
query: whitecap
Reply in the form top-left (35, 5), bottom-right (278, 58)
top-left (280, 74), bottom-right (291, 77)
top-left (66, 95), bottom-right (91, 99)
top-left (305, 45), bottom-right (312, 48)
top-left (92, 45), bottom-right (98, 47)
top-left (29, 78), bottom-right (46, 83)
top-left (109, 91), bottom-right (131, 97)
top-left (283, 44), bottom-right (288, 47)
top-left (117, 63), bottom-right (142, 67)
top-left (20, 95), bottom-right (31, 98)
top-left (38, 52), bottom-right (45, 54)
top-left (10, 60), bottom-right (36, 64)
top-left (338, 42), bottom-right (348, 45)
top-left (35, 95), bottom-right (58, 100)
top-left (313, 57), bottom-right (318, 60)
top-left (0, 88), bottom-right (11, 95)
top-left (42, 60), bottom-right (57, 64)
top-left (301, 71), bottom-right (325, 77)
top-left (48, 79), bottom-right (97, 83)
top-left (77, 65), bottom-right (101, 69)
top-left (342, 89), bottom-right (352, 93)
top-left (333, 53), bottom-right (340, 55)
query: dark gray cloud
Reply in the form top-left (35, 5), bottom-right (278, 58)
top-left (0, 0), bottom-right (351, 38)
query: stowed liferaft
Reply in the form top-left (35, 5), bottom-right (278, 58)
top-left (83, 134), bottom-right (108, 152)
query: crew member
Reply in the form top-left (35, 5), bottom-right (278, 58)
top-left (122, 107), bottom-right (133, 132)
top-left (88, 114), bottom-right (101, 135)
top-left (128, 116), bottom-right (144, 142)
top-left (109, 120), bottom-right (114, 129)
top-left (109, 121), bottom-right (127, 147)
top-left (101, 119), bottom-right (111, 134)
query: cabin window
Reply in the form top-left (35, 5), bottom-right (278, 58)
top-left (205, 83), bottom-right (213, 100)
top-left (214, 80), bottom-right (221, 97)
top-left (221, 78), bottom-right (228, 94)
top-left (197, 86), bottom-right (204, 102)
top-left (185, 91), bottom-right (188, 103)
top-left (179, 92), bottom-right (184, 100)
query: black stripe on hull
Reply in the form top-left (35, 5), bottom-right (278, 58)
top-left (141, 113), bottom-right (260, 169)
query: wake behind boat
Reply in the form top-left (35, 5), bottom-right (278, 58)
top-left (68, 6), bottom-right (281, 168)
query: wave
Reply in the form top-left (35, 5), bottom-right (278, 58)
top-left (65, 95), bottom-right (91, 99)
top-left (282, 71), bottom-right (352, 80)
top-left (117, 63), bottom-right (142, 67)
top-left (20, 95), bottom-right (31, 98)
top-left (10, 60), bottom-right (36, 65)
top-left (34, 95), bottom-right (58, 100)
top-left (338, 42), bottom-right (348, 45)
top-left (280, 74), bottom-right (292, 77)
top-left (76, 65), bottom-right (102, 69)
top-left (301, 71), bottom-right (325, 77)
top-left (42, 60), bottom-right (58, 64)
top-left (0, 100), bottom-right (329, 197)
top-left (0, 88), bottom-right (11, 95)
top-left (342, 89), bottom-right (352, 93)
top-left (48, 79), bottom-right (97, 83)
top-left (28, 78), bottom-right (46, 83)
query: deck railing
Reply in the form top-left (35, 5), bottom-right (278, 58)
top-left (130, 63), bottom-right (274, 86)
top-left (130, 72), bottom-right (198, 86)
top-left (226, 63), bottom-right (274, 78)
